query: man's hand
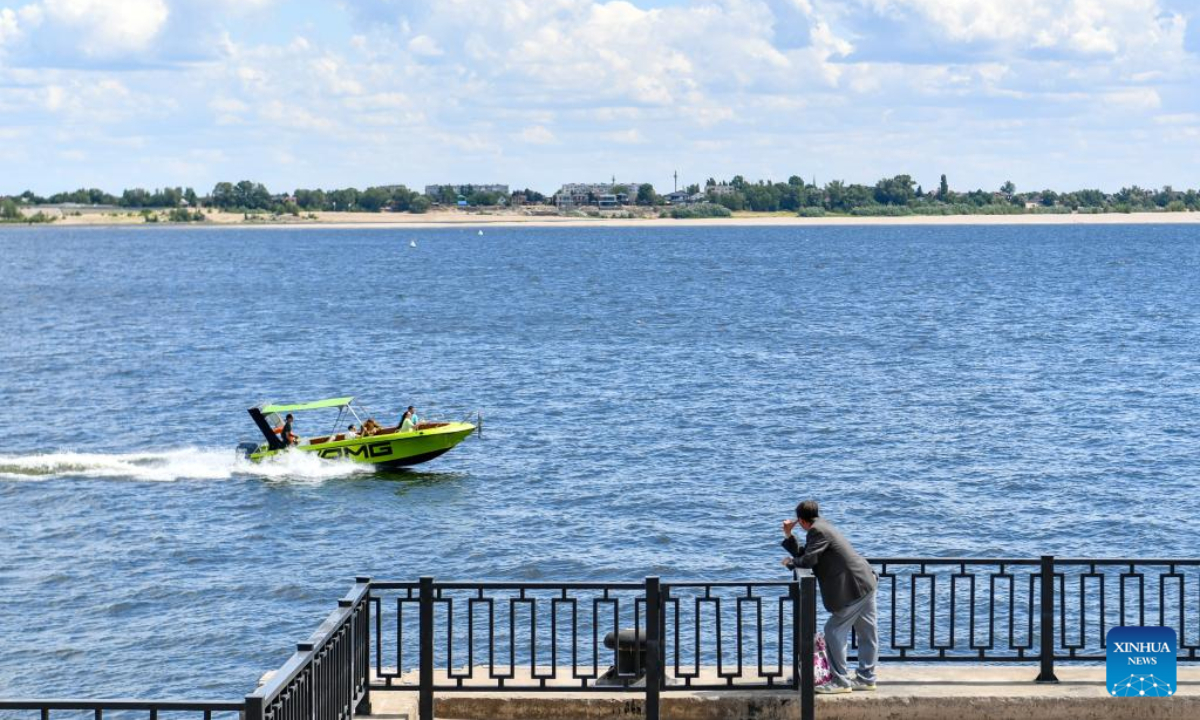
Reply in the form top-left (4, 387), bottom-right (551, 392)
top-left (780, 557), bottom-right (793, 569)
top-left (782, 519), bottom-right (799, 537)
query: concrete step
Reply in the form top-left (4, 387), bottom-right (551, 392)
top-left (366, 666), bottom-right (1200, 720)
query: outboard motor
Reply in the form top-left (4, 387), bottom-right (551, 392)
top-left (236, 441), bottom-right (260, 460)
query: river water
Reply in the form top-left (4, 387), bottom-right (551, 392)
top-left (1, 223), bottom-right (1198, 698)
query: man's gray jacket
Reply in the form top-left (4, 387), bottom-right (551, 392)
top-left (782, 517), bottom-right (877, 613)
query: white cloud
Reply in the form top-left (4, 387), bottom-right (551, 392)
top-left (27, 74), bottom-right (173, 125)
top-left (1, 0), bottom-right (1199, 194)
top-left (0, 4), bottom-right (48, 52)
top-left (308, 53), bottom-right (364, 95)
top-left (387, 0), bottom-right (856, 111)
top-left (43, 83), bottom-right (65, 111)
top-left (259, 99), bottom-right (337, 132)
top-left (810, 18), bottom-right (852, 58)
top-left (605, 128), bottom-right (646, 144)
top-left (518, 124), bottom-right (557, 144)
top-left (345, 92), bottom-right (411, 110)
top-left (209, 95), bottom-right (247, 124)
top-left (209, 96), bottom-right (248, 114)
top-left (1103, 87), bottom-right (1162, 111)
top-left (0, 8), bottom-right (22, 47)
top-left (1154, 113), bottom-right (1200, 125)
top-left (41, 0), bottom-right (170, 57)
top-left (407, 34), bottom-right (442, 56)
top-left (861, 0), bottom-right (1185, 58)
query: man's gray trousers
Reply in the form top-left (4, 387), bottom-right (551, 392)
top-left (823, 590), bottom-right (878, 687)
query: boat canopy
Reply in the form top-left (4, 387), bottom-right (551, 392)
top-left (261, 396), bottom-right (354, 414)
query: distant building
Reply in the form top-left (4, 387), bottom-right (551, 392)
top-left (556, 182), bottom-right (647, 208)
top-left (707, 184), bottom-right (737, 197)
top-left (662, 191), bottom-right (707, 206)
top-left (598, 194), bottom-right (619, 208)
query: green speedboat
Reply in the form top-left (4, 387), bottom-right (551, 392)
top-left (239, 396), bottom-right (476, 468)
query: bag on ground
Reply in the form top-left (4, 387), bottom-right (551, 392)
top-left (813, 632), bottom-right (832, 686)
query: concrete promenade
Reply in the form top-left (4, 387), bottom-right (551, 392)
top-left (368, 666), bottom-right (1200, 720)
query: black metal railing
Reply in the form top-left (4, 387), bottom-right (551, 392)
top-left (368, 576), bottom-right (819, 720)
top-left (852, 556), bottom-right (1200, 681)
top-left (245, 578), bottom-right (372, 720)
top-left (0, 580), bottom-right (371, 720)
top-left (8, 555), bottom-right (1200, 720)
top-left (0, 700), bottom-right (244, 720)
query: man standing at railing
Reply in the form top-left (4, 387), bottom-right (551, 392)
top-left (781, 499), bottom-right (878, 694)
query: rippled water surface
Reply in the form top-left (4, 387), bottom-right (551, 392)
top-left (1, 223), bottom-right (1199, 698)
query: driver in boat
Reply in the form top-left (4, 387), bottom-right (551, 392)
top-left (399, 406), bottom-right (420, 432)
top-left (278, 413), bottom-right (298, 446)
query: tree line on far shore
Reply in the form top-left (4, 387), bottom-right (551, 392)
top-left (1, 181), bottom-right (551, 218)
top-left (4, 175), bottom-right (1200, 221)
top-left (693, 175), bottom-right (1200, 216)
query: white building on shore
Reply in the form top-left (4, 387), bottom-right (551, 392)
top-left (555, 182), bottom-right (648, 209)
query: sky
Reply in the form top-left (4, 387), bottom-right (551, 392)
top-left (1, 0), bottom-right (1198, 195)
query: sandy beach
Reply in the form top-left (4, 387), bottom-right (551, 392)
top-left (30, 207), bottom-right (1200, 230)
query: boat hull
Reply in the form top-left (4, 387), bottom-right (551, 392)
top-left (248, 422), bottom-right (475, 468)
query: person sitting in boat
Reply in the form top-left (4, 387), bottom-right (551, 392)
top-left (344, 424), bottom-right (358, 439)
top-left (361, 418), bottom-right (381, 436)
top-left (399, 406), bottom-right (419, 432)
top-left (279, 414), bottom-right (298, 446)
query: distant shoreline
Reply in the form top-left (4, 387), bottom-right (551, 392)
top-left (14, 208), bottom-right (1200, 230)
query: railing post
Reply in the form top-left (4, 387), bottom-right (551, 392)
top-left (644, 577), bottom-right (662, 720)
top-left (356, 577), bottom-right (372, 715)
top-left (800, 576), bottom-right (816, 720)
top-left (338, 600), bottom-right (355, 719)
top-left (788, 579), bottom-right (801, 691)
top-left (419, 576), bottom-right (435, 720)
top-left (295, 642), bottom-right (315, 720)
top-left (1036, 555), bottom-right (1059, 683)
top-left (245, 696), bottom-right (264, 720)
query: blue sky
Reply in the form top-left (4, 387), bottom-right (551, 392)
top-left (1, 0), bottom-right (1197, 195)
